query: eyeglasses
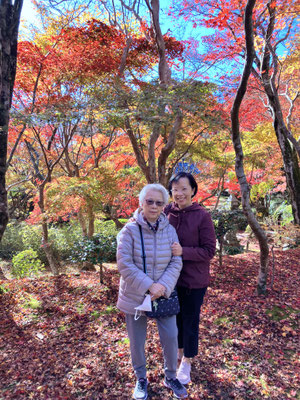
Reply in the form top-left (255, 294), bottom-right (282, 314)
top-left (144, 199), bottom-right (165, 207)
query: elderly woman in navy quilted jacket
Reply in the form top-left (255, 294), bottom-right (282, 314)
top-left (117, 183), bottom-right (188, 399)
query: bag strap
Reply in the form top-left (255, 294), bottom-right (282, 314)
top-left (138, 224), bottom-right (147, 275)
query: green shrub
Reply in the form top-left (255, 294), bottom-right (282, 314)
top-left (12, 249), bottom-right (45, 278)
top-left (1, 219), bottom-right (119, 264)
top-left (21, 224), bottom-right (48, 264)
top-left (48, 221), bottom-right (82, 260)
top-left (69, 233), bottom-right (117, 266)
top-left (0, 222), bottom-right (25, 259)
top-left (271, 202), bottom-right (293, 226)
top-left (224, 245), bottom-right (244, 255)
top-left (94, 219), bottom-right (119, 236)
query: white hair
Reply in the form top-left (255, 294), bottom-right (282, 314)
top-left (139, 183), bottom-right (169, 206)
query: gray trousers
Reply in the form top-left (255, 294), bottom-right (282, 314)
top-left (125, 314), bottom-right (178, 380)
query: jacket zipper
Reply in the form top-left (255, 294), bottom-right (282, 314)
top-left (153, 231), bottom-right (156, 281)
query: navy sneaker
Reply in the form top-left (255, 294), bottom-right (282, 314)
top-left (164, 377), bottom-right (188, 398)
top-left (133, 378), bottom-right (148, 400)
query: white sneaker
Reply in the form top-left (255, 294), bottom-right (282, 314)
top-left (176, 358), bottom-right (191, 385)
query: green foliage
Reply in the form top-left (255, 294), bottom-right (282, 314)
top-left (210, 209), bottom-right (247, 241)
top-left (21, 224), bottom-right (47, 264)
top-left (224, 244), bottom-right (244, 255)
top-left (0, 284), bottom-right (9, 294)
top-left (211, 210), bottom-right (246, 257)
top-left (12, 249), bottom-right (45, 278)
top-left (69, 232), bottom-right (117, 266)
top-left (0, 219), bottom-right (116, 262)
top-left (270, 201), bottom-right (293, 226)
top-left (94, 219), bottom-right (119, 237)
top-left (0, 222), bottom-right (25, 259)
top-left (48, 222), bottom-right (82, 260)
top-left (250, 180), bottom-right (274, 203)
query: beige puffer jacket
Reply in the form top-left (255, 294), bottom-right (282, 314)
top-left (117, 209), bottom-right (182, 315)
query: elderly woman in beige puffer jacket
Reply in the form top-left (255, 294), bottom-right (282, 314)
top-left (117, 183), bottom-right (188, 400)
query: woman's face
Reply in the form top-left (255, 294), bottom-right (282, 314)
top-left (141, 189), bottom-right (165, 223)
top-left (171, 177), bottom-right (194, 209)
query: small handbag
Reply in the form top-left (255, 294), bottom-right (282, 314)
top-left (138, 224), bottom-right (180, 318)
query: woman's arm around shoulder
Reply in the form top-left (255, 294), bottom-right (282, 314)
top-left (157, 225), bottom-right (183, 297)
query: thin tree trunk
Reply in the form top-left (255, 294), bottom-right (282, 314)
top-left (231, 0), bottom-right (269, 295)
top-left (257, 2), bottom-right (300, 224)
top-left (78, 208), bottom-right (87, 236)
top-left (38, 185), bottom-right (60, 275)
top-left (261, 86), bottom-right (300, 224)
top-left (120, 0), bottom-right (183, 186)
top-left (87, 203), bottom-right (94, 238)
top-left (0, 0), bottom-right (23, 241)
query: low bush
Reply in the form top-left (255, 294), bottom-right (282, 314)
top-left (1, 219), bottom-right (120, 266)
top-left (69, 233), bottom-right (117, 266)
top-left (12, 249), bottom-right (45, 278)
top-left (48, 221), bottom-right (82, 260)
top-left (0, 222), bottom-right (25, 259)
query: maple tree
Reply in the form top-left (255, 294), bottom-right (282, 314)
top-left (44, 170), bottom-right (119, 238)
top-left (172, 0), bottom-right (300, 223)
top-left (8, 11), bottom-right (177, 256)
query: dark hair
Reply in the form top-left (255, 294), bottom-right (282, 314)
top-left (168, 172), bottom-right (198, 198)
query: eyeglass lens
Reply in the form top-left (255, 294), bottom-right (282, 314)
top-left (145, 199), bottom-right (164, 207)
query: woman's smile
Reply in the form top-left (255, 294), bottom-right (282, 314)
top-left (171, 177), bottom-right (194, 209)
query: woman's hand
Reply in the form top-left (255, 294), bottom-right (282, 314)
top-left (149, 283), bottom-right (166, 300)
top-left (171, 242), bottom-right (183, 256)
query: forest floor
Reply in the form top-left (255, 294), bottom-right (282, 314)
top-left (0, 249), bottom-right (299, 400)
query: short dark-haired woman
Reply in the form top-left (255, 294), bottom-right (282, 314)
top-left (165, 172), bottom-right (216, 384)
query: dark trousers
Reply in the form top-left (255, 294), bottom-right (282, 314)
top-left (176, 286), bottom-right (207, 358)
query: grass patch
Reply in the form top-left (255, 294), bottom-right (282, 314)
top-left (101, 305), bottom-right (118, 315)
top-left (266, 305), bottom-right (299, 321)
top-left (22, 294), bottom-right (42, 310)
top-left (90, 310), bottom-right (101, 320)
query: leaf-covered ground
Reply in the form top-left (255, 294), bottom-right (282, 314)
top-left (0, 249), bottom-right (299, 400)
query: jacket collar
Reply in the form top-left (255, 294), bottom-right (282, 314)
top-left (169, 202), bottom-right (202, 213)
top-left (133, 208), bottom-right (169, 231)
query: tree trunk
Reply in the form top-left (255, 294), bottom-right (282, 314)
top-left (262, 85), bottom-right (300, 224)
top-left (87, 204), bottom-right (94, 238)
top-left (38, 185), bottom-right (60, 275)
top-left (257, 2), bottom-right (300, 225)
top-left (42, 235), bottom-right (60, 275)
top-left (78, 207), bottom-right (87, 236)
top-left (122, 0), bottom-right (183, 186)
top-left (231, 0), bottom-right (269, 295)
top-left (0, 0), bottom-right (23, 241)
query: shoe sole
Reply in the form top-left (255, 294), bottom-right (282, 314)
top-left (132, 395), bottom-right (147, 400)
top-left (163, 381), bottom-right (188, 399)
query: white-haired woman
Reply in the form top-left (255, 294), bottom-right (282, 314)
top-left (117, 184), bottom-right (188, 399)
